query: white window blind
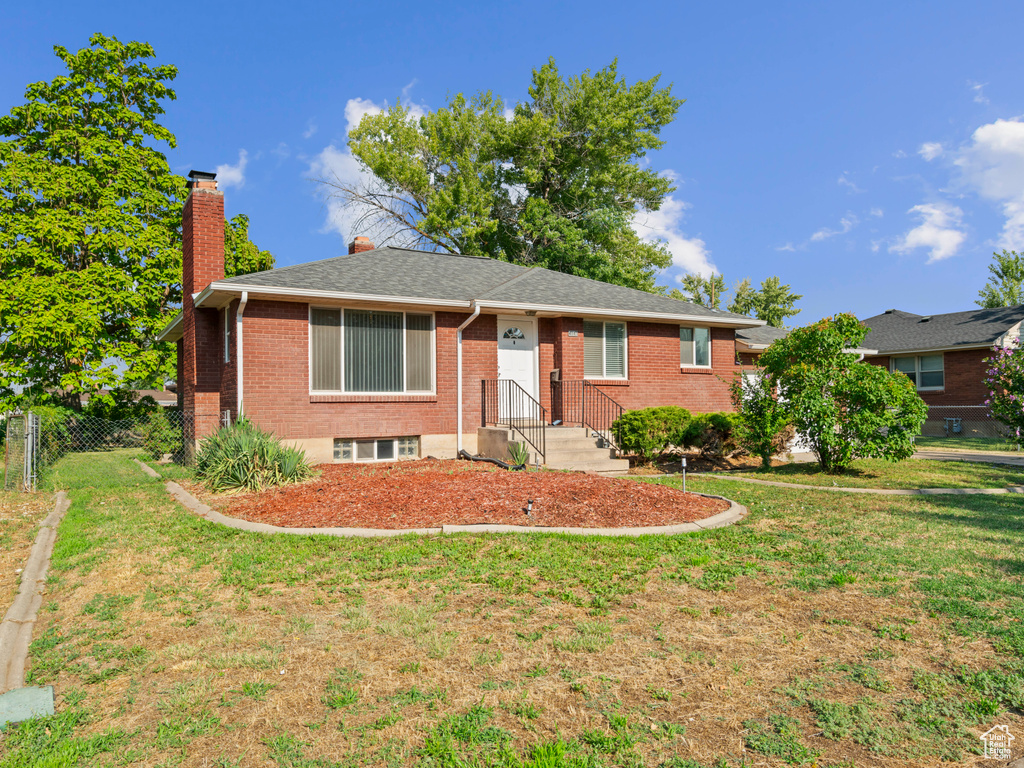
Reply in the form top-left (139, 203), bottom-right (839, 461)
top-left (311, 308), bottom-right (434, 393)
top-left (583, 321), bottom-right (626, 378)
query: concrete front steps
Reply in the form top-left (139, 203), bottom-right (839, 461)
top-left (542, 426), bottom-right (630, 475)
top-left (476, 425), bottom-right (630, 474)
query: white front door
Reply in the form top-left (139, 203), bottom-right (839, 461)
top-left (497, 319), bottom-right (537, 418)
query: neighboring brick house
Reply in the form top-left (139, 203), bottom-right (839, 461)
top-left (157, 171), bottom-right (764, 466)
top-left (860, 306), bottom-right (1024, 437)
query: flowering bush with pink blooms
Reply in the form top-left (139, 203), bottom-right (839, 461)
top-left (984, 340), bottom-right (1024, 447)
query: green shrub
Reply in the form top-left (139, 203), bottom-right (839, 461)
top-left (140, 409), bottom-right (182, 460)
top-left (678, 412), bottom-right (740, 458)
top-left (194, 418), bottom-right (314, 492)
top-left (729, 372), bottom-right (794, 467)
top-left (611, 406), bottom-right (692, 461)
top-left (82, 389), bottom-right (159, 421)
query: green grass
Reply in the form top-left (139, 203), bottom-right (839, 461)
top-left (6, 449), bottom-right (1024, 766)
top-left (914, 435), bottom-right (1022, 453)
top-left (739, 456), bottom-right (1024, 489)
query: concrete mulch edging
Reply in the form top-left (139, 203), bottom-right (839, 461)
top-left (136, 459), bottom-right (747, 538)
top-left (0, 492), bottom-right (69, 724)
top-left (690, 472), bottom-right (1024, 496)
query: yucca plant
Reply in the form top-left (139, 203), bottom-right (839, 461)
top-left (194, 418), bottom-right (314, 492)
top-left (507, 441), bottom-right (531, 467)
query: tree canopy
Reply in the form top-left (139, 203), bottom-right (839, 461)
top-left (670, 273), bottom-right (802, 326)
top-left (225, 214), bottom-right (274, 277)
top-left (758, 314), bottom-right (927, 473)
top-left (0, 34), bottom-right (273, 408)
top-left (977, 250), bottom-right (1024, 308)
top-left (322, 59), bottom-right (683, 292)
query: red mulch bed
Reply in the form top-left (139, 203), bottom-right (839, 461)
top-left (216, 459), bottom-right (730, 530)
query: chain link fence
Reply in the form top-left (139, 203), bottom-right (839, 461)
top-left (914, 404), bottom-right (1021, 452)
top-left (2, 409), bottom-right (229, 492)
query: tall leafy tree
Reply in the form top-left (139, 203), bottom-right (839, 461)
top-left (669, 273), bottom-right (726, 309)
top-left (225, 214), bottom-right (274, 277)
top-left (0, 34), bottom-right (184, 408)
top-left (976, 250), bottom-right (1024, 308)
top-left (323, 59), bottom-right (683, 292)
top-left (726, 276), bottom-right (802, 327)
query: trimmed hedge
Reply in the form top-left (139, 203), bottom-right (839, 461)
top-left (611, 406), bottom-right (739, 462)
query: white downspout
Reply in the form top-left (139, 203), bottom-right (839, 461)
top-left (236, 291), bottom-right (248, 418)
top-left (456, 301), bottom-right (481, 456)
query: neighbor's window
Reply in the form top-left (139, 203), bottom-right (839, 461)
top-left (583, 321), bottom-right (626, 378)
top-left (892, 354), bottom-right (943, 390)
top-left (333, 436), bottom-right (419, 462)
top-left (311, 309), bottom-right (434, 393)
top-left (680, 326), bottom-right (711, 367)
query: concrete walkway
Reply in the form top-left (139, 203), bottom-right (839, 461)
top-left (913, 449), bottom-right (1024, 467)
top-left (136, 459), bottom-right (748, 538)
top-left (689, 473), bottom-right (1024, 496)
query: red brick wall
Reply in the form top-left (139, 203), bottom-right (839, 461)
top-left (865, 348), bottom-right (991, 405)
top-left (239, 302), bottom-right (498, 440)
top-left (542, 321), bottom-right (743, 413)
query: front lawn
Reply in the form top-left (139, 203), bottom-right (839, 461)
top-left (914, 435), bottom-right (1022, 453)
top-left (2, 451), bottom-right (1022, 767)
top-left (737, 456), bottom-right (1024, 489)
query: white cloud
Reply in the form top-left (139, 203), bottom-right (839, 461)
top-left (302, 119), bottom-right (318, 139)
top-left (810, 213), bottom-right (858, 242)
top-left (310, 96), bottom-right (429, 241)
top-left (954, 117), bottom-right (1024, 249)
top-left (889, 202), bottom-right (966, 262)
top-left (968, 80), bottom-right (989, 105)
top-left (401, 79), bottom-right (419, 101)
top-left (870, 207), bottom-right (884, 218)
top-left (870, 240), bottom-right (881, 253)
top-left (837, 173), bottom-right (863, 193)
top-left (634, 196), bottom-right (717, 276)
top-left (216, 149), bottom-right (248, 189)
top-left (775, 242), bottom-right (796, 252)
top-left (893, 149), bottom-right (908, 158)
top-left (918, 142), bottom-right (944, 161)
top-left (271, 142), bottom-right (290, 161)
top-left (503, 106), bottom-right (515, 121)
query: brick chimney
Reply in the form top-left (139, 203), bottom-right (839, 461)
top-left (181, 170), bottom-right (225, 445)
top-left (349, 236), bottom-right (375, 254)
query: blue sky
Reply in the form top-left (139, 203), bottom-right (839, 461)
top-left (3, 1), bottom-right (1024, 324)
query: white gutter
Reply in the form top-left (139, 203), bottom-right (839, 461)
top-left (456, 301), bottom-right (481, 455)
top-left (236, 291), bottom-right (248, 417)
top-left (474, 299), bottom-right (766, 327)
top-left (195, 283), bottom-right (470, 310)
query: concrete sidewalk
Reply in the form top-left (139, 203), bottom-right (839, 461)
top-left (913, 449), bottom-right (1024, 467)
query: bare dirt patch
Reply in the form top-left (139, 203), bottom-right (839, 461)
top-left (211, 459), bottom-right (729, 530)
top-left (0, 492), bottom-right (52, 607)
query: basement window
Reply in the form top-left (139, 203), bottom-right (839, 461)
top-left (333, 436), bottom-right (420, 462)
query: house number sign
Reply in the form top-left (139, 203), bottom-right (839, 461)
top-left (567, 330), bottom-right (578, 337)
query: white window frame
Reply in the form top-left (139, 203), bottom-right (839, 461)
top-left (680, 326), bottom-right (712, 369)
top-left (891, 354), bottom-right (944, 391)
top-left (583, 320), bottom-right (628, 380)
top-left (333, 436), bottom-right (420, 463)
top-left (309, 306), bottom-right (436, 395)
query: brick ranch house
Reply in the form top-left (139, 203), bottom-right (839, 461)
top-left (158, 171), bottom-right (764, 470)
top-left (858, 306), bottom-right (1024, 438)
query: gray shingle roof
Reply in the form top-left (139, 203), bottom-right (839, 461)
top-left (860, 305), bottom-right (1024, 352)
top-left (216, 246), bottom-right (756, 324)
top-left (736, 325), bottom-right (791, 347)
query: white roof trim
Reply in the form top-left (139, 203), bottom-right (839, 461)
top-left (196, 283), bottom-right (766, 328)
top-left (870, 344), bottom-right (994, 356)
top-left (197, 283), bottom-right (472, 309)
top-left (156, 312), bottom-right (183, 342)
